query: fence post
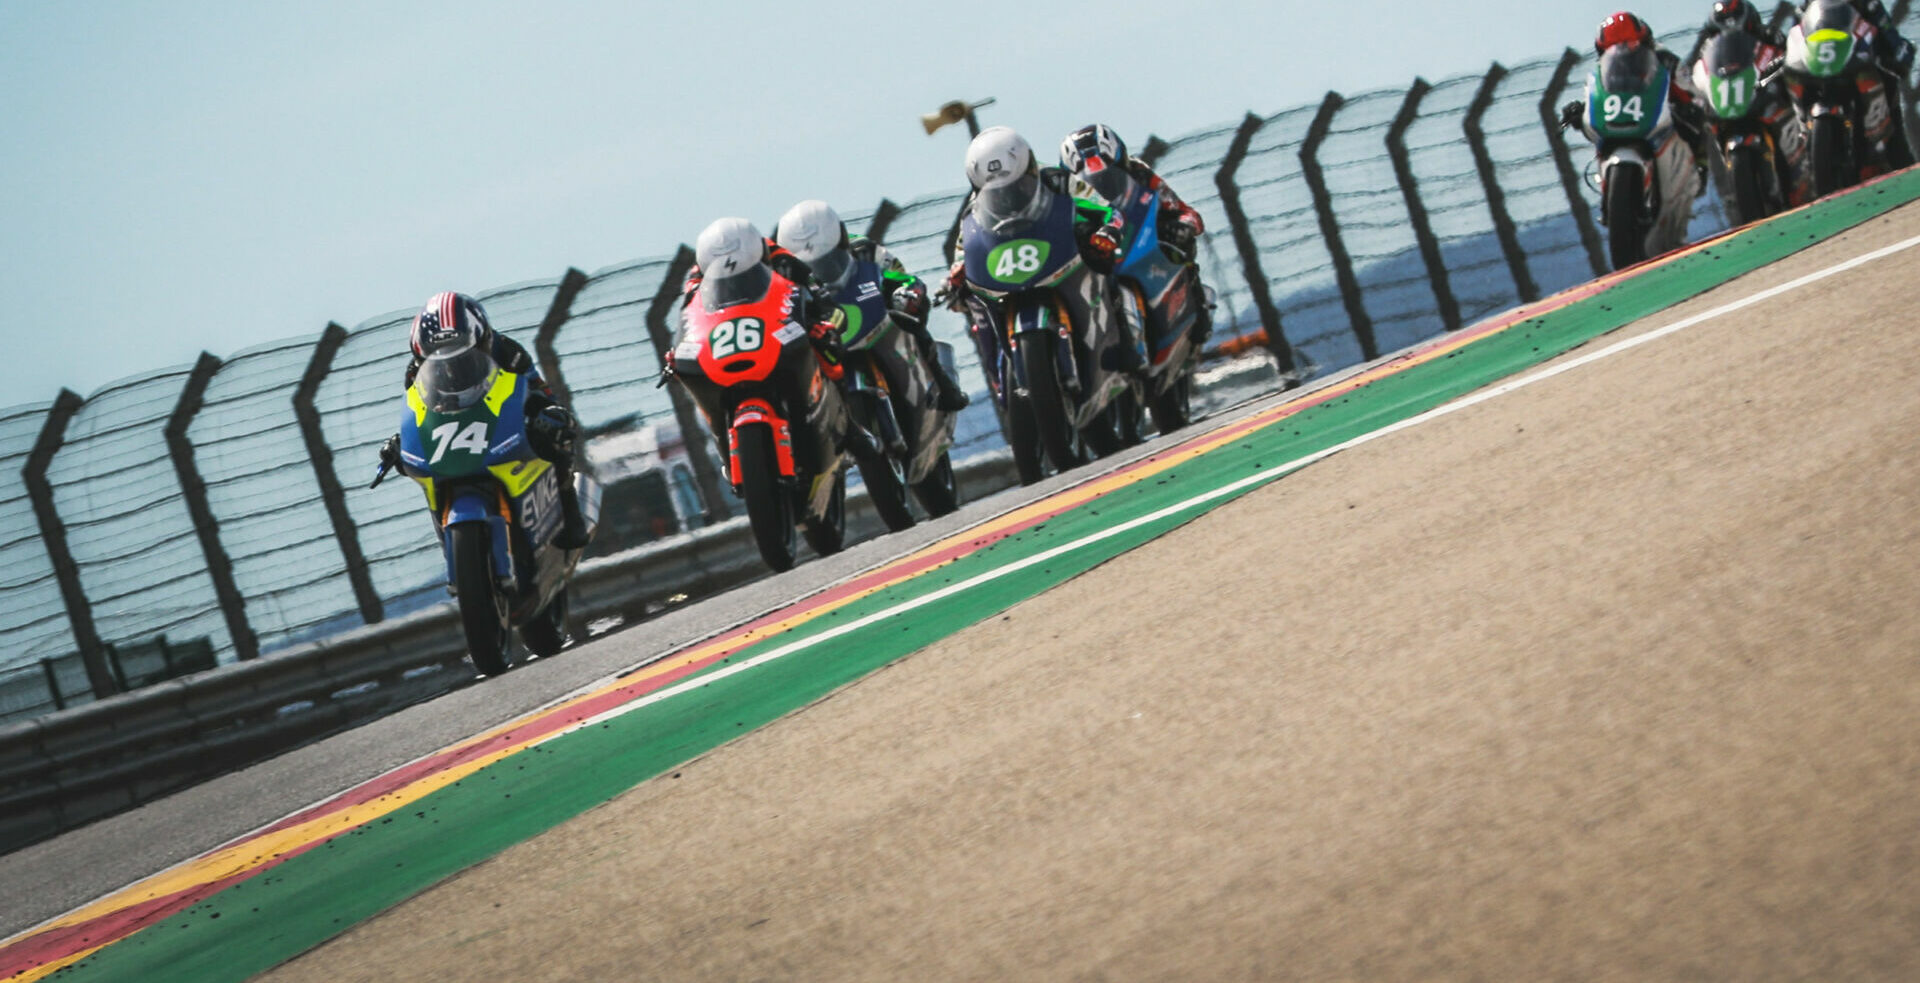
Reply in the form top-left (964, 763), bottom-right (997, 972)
top-left (1387, 78), bottom-right (1464, 333)
top-left (1767, 1), bottom-right (1796, 30)
top-left (1139, 135), bottom-right (1171, 167)
top-left (166, 352), bottom-right (259, 662)
top-left (22, 389), bottom-right (117, 698)
top-left (1300, 91), bottom-right (1378, 361)
top-left (1541, 49), bottom-right (1610, 279)
top-left (866, 199), bottom-right (901, 244)
top-left (646, 246), bottom-right (733, 521)
top-left (1214, 112), bottom-right (1297, 375)
top-left (534, 268), bottom-right (590, 408)
top-left (294, 323), bottom-right (384, 625)
top-left (942, 196), bottom-right (968, 265)
top-left (1466, 62), bottom-right (1541, 303)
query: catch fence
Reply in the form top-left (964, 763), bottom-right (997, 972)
top-left (8, 13), bottom-right (1912, 722)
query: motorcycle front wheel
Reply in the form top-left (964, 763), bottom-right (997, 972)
top-left (1017, 332), bottom-right (1078, 473)
top-left (801, 466), bottom-right (849, 556)
top-left (738, 425), bottom-right (799, 572)
top-left (912, 451), bottom-right (961, 517)
top-left (451, 524), bottom-right (511, 676)
top-left (1810, 114), bottom-right (1852, 198)
top-left (1729, 145), bottom-right (1767, 225)
top-left (1605, 160), bottom-right (1647, 271)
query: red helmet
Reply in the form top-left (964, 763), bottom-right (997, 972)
top-left (1595, 11), bottom-right (1654, 53)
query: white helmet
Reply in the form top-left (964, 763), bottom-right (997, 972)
top-left (774, 200), bottom-right (844, 264)
top-left (965, 126), bottom-right (1034, 190)
top-left (776, 200), bottom-right (855, 292)
top-left (694, 216), bottom-right (765, 277)
top-left (694, 217), bottom-right (770, 309)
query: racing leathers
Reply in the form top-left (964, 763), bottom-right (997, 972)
top-left (842, 235), bottom-right (969, 411)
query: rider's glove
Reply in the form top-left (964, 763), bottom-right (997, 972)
top-left (1889, 37), bottom-right (1917, 75)
top-left (378, 432), bottom-right (401, 468)
top-left (1559, 100), bottom-right (1584, 131)
top-left (887, 282), bottom-right (928, 326)
top-left (1086, 224), bottom-right (1124, 270)
top-left (528, 405), bottom-right (578, 467)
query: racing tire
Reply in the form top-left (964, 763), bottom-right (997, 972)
top-left (911, 451), bottom-right (961, 518)
top-left (1605, 161), bottom-right (1647, 271)
top-left (801, 467), bottom-right (849, 557)
top-left (857, 448), bottom-right (917, 533)
top-left (1811, 115), bottom-right (1851, 198)
top-left (1017, 332), bottom-right (1077, 473)
top-left (737, 425), bottom-right (798, 572)
top-left (520, 586), bottom-right (569, 657)
top-left (1080, 398), bottom-right (1126, 458)
top-left (1149, 372), bottom-right (1194, 436)
top-left (1729, 146), bottom-right (1767, 225)
top-left (450, 524), bottom-right (511, 677)
top-left (1004, 393), bottom-right (1046, 486)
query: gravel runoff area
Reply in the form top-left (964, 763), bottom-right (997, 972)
top-left (264, 204), bottom-right (1920, 982)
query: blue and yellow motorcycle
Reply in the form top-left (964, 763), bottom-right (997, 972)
top-left (371, 353), bottom-right (600, 676)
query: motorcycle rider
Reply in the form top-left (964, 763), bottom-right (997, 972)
top-left (675, 217), bottom-right (849, 372)
top-left (1796, 0), bottom-right (1918, 166)
top-left (1058, 123), bottom-right (1213, 346)
top-left (378, 291), bottom-right (591, 550)
top-left (1696, 0), bottom-right (1787, 51)
top-left (943, 126), bottom-right (1148, 373)
top-left (1559, 11), bottom-right (1715, 191)
top-left (772, 199), bottom-right (970, 411)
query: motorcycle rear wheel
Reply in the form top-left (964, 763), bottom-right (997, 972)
top-left (1605, 161), bottom-right (1647, 271)
top-left (738, 425), bottom-right (798, 572)
top-left (451, 524), bottom-right (511, 676)
top-left (1017, 332), bottom-right (1078, 473)
top-left (1730, 146), bottom-right (1767, 226)
top-left (520, 586), bottom-right (569, 657)
top-left (1150, 371), bottom-right (1194, 435)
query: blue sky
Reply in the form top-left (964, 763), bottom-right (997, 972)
top-left (0, 1), bottom-right (1714, 400)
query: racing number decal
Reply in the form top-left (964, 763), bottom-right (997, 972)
top-left (429, 420), bottom-right (490, 463)
top-left (985, 239), bottom-right (1053, 285)
top-left (1603, 93), bottom-right (1645, 124)
top-left (710, 317), bottom-right (765, 358)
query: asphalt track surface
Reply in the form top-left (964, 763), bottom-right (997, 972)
top-left (9, 175), bottom-right (1920, 979)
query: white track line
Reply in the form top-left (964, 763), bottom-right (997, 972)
top-left (548, 231), bottom-right (1920, 739)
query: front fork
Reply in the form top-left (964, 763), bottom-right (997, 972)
top-left (727, 398), bottom-right (796, 488)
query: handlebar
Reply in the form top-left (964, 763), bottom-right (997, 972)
top-left (369, 460), bottom-right (391, 489)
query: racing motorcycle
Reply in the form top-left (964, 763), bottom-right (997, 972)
top-left (1572, 41), bottom-right (1702, 270)
top-left (1106, 181), bottom-right (1213, 435)
top-left (818, 255), bottom-right (963, 522)
top-left (1691, 28), bottom-right (1810, 222)
top-left (669, 265), bottom-right (902, 572)
top-left (957, 182), bottom-right (1138, 483)
top-left (371, 360), bottom-right (601, 677)
top-left (1782, 0), bottom-right (1914, 197)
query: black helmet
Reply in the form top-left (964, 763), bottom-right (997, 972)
top-left (1710, 0), bottom-right (1762, 35)
top-left (409, 291), bottom-right (493, 361)
top-left (1059, 124), bottom-right (1132, 201)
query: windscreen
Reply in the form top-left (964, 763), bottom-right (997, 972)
top-left (415, 347), bottom-right (498, 413)
top-left (1703, 30), bottom-right (1760, 76)
top-left (1077, 158), bottom-right (1133, 204)
top-left (700, 264), bottom-right (772, 313)
top-left (1803, 0), bottom-right (1857, 34)
top-left (808, 246), bottom-right (854, 293)
top-left (1600, 43), bottom-right (1660, 93)
top-left (973, 170), bottom-right (1053, 230)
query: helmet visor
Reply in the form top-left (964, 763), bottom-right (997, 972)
top-left (416, 346), bottom-right (498, 414)
top-left (808, 246), bottom-right (854, 293)
top-left (700, 263), bottom-right (772, 313)
top-left (974, 171), bottom-right (1051, 230)
top-left (1079, 157), bottom-right (1133, 203)
top-left (1600, 44), bottom-right (1659, 93)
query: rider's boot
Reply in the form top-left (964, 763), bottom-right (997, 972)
top-left (929, 357), bottom-right (971, 412)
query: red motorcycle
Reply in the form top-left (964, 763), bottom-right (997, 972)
top-left (669, 265), bottom-right (898, 572)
